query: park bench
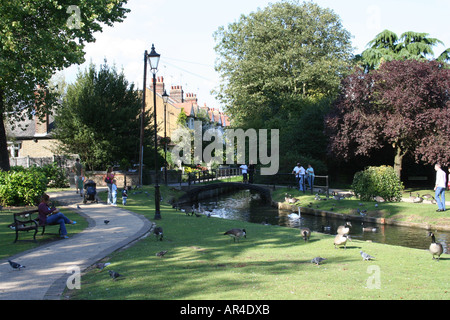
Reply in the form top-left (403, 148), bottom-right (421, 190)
top-left (11, 209), bottom-right (61, 243)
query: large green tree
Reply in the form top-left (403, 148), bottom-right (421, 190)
top-left (0, 0), bottom-right (129, 171)
top-left (54, 62), bottom-right (152, 171)
top-left (213, 0), bottom-right (353, 128)
top-left (360, 29), bottom-right (450, 70)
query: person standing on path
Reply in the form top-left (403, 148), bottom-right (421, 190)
top-left (240, 164), bottom-right (248, 184)
top-left (434, 163), bottom-right (447, 212)
top-left (306, 164), bottom-right (315, 191)
top-left (72, 159), bottom-right (84, 196)
top-left (105, 167), bottom-right (115, 205)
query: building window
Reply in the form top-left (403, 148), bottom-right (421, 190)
top-left (8, 142), bottom-right (21, 158)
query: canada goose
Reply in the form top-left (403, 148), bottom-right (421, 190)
top-left (224, 228), bottom-right (246, 242)
top-left (337, 221), bottom-right (352, 235)
top-left (413, 193), bottom-right (424, 203)
top-left (300, 228), bottom-right (311, 242)
top-left (361, 223), bottom-right (377, 232)
top-left (422, 194), bottom-right (433, 200)
top-left (154, 226), bottom-right (163, 241)
top-left (334, 234), bottom-right (351, 249)
top-left (428, 232), bottom-right (443, 261)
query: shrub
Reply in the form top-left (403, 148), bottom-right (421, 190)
top-left (0, 169), bottom-right (48, 206)
top-left (351, 166), bottom-right (404, 202)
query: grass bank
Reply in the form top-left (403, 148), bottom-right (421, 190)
top-left (0, 207), bottom-right (88, 260)
top-left (67, 185), bottom-right (449, 300)
top-left (273, 188), bottom-right (450, 228)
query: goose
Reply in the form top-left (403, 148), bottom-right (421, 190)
top-left (361, 223), bottom-right (377, 232)
top-left (334, 234), bottom-right (351, 249)
top-left (428, 232), bottom-right (443, 261)
top-left (337, 221), bottom-right (352, 235)
top-left (300, 228), bottom-right (311, 242)
top-left (224, 228), bottom-right (246, 242)
top-left (413, 193), bottom-right (424, 203)
top-left (422, 194), bottom-right (433, 200)
top-left (154, 226), bottom-right (164, 241)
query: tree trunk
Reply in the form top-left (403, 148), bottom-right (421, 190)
top-left (0, 89), bottom-right (11, 171)
top-left (393, 144), bottom-right (405, 179)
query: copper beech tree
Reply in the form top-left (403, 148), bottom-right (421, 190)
top-left (325, 59), bottom-right (450, 177)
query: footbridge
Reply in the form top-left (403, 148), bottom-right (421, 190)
top-left (177, 182), bottom-right (272, 205)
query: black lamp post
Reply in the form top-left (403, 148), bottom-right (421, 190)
top-left (139, 44), bottom-right (162, 220)
top-left (162, 90), bottom-right (169, 185)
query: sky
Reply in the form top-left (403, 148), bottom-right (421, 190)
top-left (59, 0), bottom-right (450, 111)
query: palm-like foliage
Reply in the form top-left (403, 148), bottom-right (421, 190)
top-left (361, 30), bottom-right (449, 70)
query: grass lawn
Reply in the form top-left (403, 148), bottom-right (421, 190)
top-left (273, 188), bottom-right (450, 227)
top-left (0, 205), bottom-right (88, 260)
top-left (67, 185), bottom-right (449, 300)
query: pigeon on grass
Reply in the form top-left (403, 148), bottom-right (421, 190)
top-left (95, 262), bottom-right (111, 270)
top-left (360, 251), bottom-right (375, 261)
top-left (108, 270), bottom-right (124, 280)
top-left (311, 257), bottom-right (327, 265)
top-left (156, 250), bottom-right (168, 257)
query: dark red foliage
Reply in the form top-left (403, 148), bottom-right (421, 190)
top-left (325, 60), bottom-right (450, 166)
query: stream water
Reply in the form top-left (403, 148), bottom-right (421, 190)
top-left (194, 189), bottom-right (450, 253)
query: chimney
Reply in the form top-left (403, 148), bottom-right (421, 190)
top-left (155, 76), bottom-right (165, 96)
top-left (185, 93), bottom-right (197, 104)
top-left (170, 85), bottom-right (184, 103)
top-left (34, 113), bottom-right (49, 135)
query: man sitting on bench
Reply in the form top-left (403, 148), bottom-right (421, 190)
top-left (38, 194), bottom-right (76, 239)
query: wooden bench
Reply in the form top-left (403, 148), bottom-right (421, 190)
top-left (11, 209), bottom-right (61, 243)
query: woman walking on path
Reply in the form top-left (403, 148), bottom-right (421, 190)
top-left (105, 167), bottom-right (115, 205)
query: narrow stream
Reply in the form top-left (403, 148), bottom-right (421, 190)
top-left (194, 189), bottom-right (450, 253)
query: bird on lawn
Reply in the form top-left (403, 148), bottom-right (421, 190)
top-left (156, 250), bottom-right (168, 258)
top-left (311, 257), bottom-right (326, 265)
top-left (154, 226), bottom-right (164, 241)
top-left (108, 270), bottom-right (124, 280)
top-left (334, 234), bottom-right (351, 249)
top-left (428, 232), bottom-right (443, 261)
top-left (95, 262), bottom-right (111, 270)
top-left (300, 228), bottom-right (311, 242)
top-left (337, 221), bottom-right (352, 235)
top-left (8, 260), bottom-right (26, 270)
top-left (360, 251), bottom-right (375, 261)
top-left (224, 228), bottom-right (246, 242)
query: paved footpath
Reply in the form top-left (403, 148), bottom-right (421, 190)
top-left (0, 190), bottom-right (152, 300)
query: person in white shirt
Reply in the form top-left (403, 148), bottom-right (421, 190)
top-left (434, 164), bottom-right (447, 212)
top-left (292, 163), bottom-right (306, 192)
top-left (240, 164), bottom-right (248, 184)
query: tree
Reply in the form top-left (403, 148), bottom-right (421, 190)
top-left (54, 62), bottom-right (152, 171)
top-left (0, 0), bottom-right (129, 171)
top-left (213, 0), bottom-right (353, 127)
top-left (325, 60), bottom-right (450, 178)
top-left (360, 29), bottom-right (449, 70)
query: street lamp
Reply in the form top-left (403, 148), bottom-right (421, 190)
top-left (162, 90), bottom-right (169, 185)
top-left (139, 44), bottom-right (162, 220)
